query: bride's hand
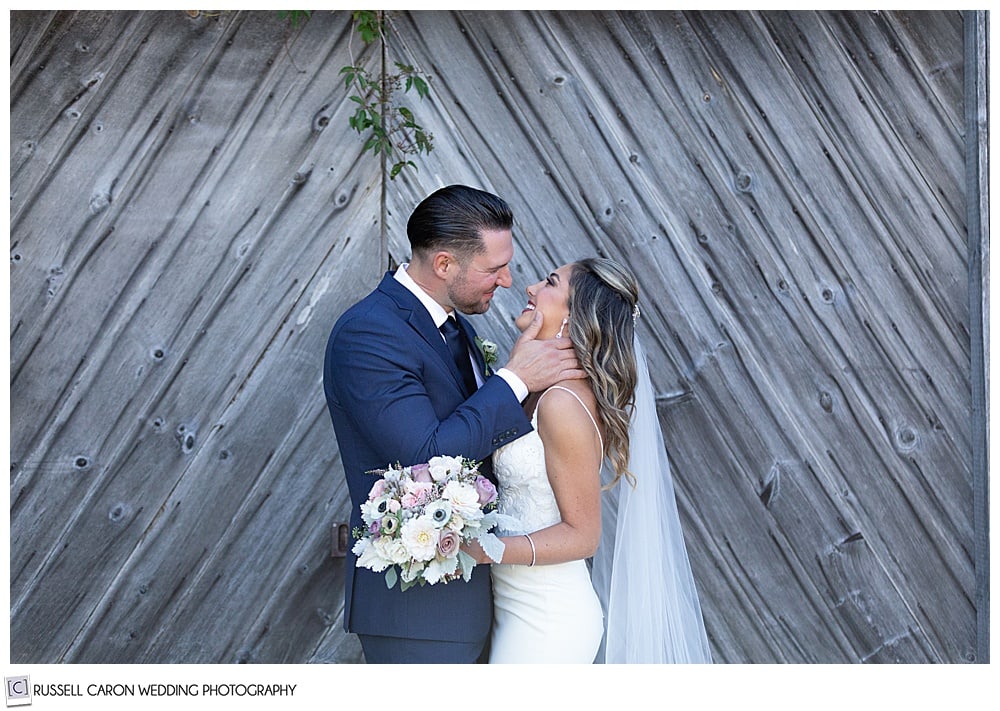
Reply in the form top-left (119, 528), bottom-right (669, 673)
top-left (461, 539), bottom-right (493, 565)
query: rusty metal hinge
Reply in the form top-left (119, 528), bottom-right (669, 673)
top-left (331, 522), bottom-right (350, 558)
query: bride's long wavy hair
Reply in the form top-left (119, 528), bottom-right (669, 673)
top-left (567, 257), bottom-right (639, 490)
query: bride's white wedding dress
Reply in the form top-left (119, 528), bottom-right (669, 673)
top-left (486, 335), bottom-right (713, 664)
top-left (488, 386), bottom-right (604, 663)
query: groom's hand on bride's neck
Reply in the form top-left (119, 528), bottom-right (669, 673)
top-left (505, 312), bottom-right (586, 391)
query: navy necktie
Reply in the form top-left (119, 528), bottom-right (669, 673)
top-left (440, 317), bottom-right (478, 396)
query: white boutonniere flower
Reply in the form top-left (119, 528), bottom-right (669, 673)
top-left (474, 337), bottom-right (499, 375)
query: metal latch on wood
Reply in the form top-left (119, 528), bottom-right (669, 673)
top-left (331, 522), bottom-right (350, 558)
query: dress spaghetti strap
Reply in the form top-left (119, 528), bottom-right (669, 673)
top-left (536, 385), bottom-right (604, 455)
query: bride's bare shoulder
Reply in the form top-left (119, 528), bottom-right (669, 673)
top-left (536, 380), bottom-right (602, 436)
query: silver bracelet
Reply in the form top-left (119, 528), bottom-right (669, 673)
top-left (524, 533), bottom-right (536, 567)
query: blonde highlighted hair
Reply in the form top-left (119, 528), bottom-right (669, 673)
top-left (566, 257), bottom-right (639, 489)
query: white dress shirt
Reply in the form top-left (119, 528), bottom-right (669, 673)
top-left (394, 264), bottom-right (528, 402)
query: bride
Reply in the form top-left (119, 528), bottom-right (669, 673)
top-left (467, 257), bottom-right (712, 664)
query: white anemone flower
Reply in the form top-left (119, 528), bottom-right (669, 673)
top-left (424, 500), bottom-right (453, 528)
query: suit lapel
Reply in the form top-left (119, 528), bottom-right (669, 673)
top-left (377, 273), bottom-right (470, 392)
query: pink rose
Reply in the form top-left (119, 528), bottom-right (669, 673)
top-left (474, 476), bottom-right (498, 505)
top-left (368, 479), bottom-right (387, 500)
top-left (437, 530), bottom-right (460, 558)
top-left (410, 463), bottom-right (432, 483)
top-left (401, 492), bottom-right (421, 508)
top-left (401, 481), bottom-right (432, 508)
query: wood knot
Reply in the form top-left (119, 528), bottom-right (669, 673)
top-left (839, 531), bottom-right (864, 546)
top-left (176, 424), bottom-right (196, 453)
top-left (89, 191), bottom-right (111, 215)
top-left (758, 463), bottom-right (782, 508)
top-left (312, 104), bottom-right (333, 131)
top-left (895, 426), bottom-right (919, 451)
top-left (108, 502), bottom-right (130, 523)
top-left (46, 266), bottom-right (65, 297)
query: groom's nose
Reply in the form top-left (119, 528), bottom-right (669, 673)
top-left (495, 265), bottom-right (513, 289)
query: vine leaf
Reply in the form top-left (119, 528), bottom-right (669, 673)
top-left (341, 10), bottom-right (434, 179)
top-left (279, 10), bottom-right (311, 27)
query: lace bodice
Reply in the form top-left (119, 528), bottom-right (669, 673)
top-left (492, 386), bottom-right (602, 536)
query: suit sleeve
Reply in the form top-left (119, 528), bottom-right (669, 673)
top-left (325, 310), bottom-right (531, 468)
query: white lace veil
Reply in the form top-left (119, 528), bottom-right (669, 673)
top-left (590, 334), bottom-right (713, 663)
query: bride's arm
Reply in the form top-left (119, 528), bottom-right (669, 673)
top-left (466, 387), bottom-right (603, 566)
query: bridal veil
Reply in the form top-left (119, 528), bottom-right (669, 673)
top-left (590, 335), bottom-right (713, 663)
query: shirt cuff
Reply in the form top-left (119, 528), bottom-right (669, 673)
top-left (495, 368), bottom-right (529, 403)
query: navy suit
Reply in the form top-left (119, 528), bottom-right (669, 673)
top-left (323, 272), bottom-right (531, 661)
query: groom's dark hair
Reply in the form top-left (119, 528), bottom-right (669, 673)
top-left (407, 185), bottom-right (513, 259)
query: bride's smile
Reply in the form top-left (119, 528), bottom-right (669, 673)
top-left (515, 265), bottom-right (573, 338)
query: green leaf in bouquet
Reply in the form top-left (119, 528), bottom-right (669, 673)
top-left (457, 550), bottom-right (477, 582)
top-left (477, 531), bottom-right (507, 564)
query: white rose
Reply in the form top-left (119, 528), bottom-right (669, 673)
top-left (353, 538), bottom-right (393, 572)
top-left (443, 480), bottom-right (484, 520)
top-left (427, 455), bottom-right (464, 482)
top-left (374, 535), bottom-right (410, 565)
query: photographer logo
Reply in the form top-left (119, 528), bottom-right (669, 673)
top-left (5, 677), bottom-right (31, 707)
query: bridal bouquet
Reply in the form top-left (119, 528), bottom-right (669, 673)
top-left (352, 455), bottom-right (509, 590)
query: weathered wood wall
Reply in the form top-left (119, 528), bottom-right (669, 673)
top-left (9, 10), bottom-right (986, 664)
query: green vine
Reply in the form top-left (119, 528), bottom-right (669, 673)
top-left (340, 11), bottom-right (433, 179)
top-left (277, 10), bottom-right (311, 28)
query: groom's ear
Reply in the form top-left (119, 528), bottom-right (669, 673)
top-left (431, 251), bottom-right (455, 278)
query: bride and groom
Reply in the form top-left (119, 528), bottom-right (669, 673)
top-left (323, 185), bottom-right (711, 664)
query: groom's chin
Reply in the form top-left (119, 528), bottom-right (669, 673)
top-left (463, 302), bottom-right (492, 316)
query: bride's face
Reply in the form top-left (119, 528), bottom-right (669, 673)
top-left (515, 264), bottom-right (573, 339)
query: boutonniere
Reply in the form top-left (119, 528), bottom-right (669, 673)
top-left (474, 336), bottom-right (499, 375)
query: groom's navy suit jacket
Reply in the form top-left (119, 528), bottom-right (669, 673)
top-left (324, 272), bottom-right (532, 644)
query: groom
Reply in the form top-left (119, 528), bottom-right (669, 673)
top-left (324, 185), bottom-right (582, 663)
